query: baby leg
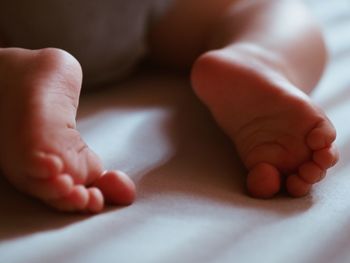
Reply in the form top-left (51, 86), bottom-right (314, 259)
top-left (191, 0), bottom-right (338, 197)
top-left (0, 48), bottom-right (135, 212)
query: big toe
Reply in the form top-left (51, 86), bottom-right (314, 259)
top-left (246, 163), bottom-right (281, 199)
top-left (93, 170), bottom-right (136, 206)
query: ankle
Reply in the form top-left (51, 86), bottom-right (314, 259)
top-left (223, 43), bottom-right (321, 93)
top-left (226, 43), bottom-right (293, 79)
top-left (191, 43), bottom-right (292, 95)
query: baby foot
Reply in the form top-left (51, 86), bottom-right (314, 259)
top-left (0, 48), bottom-right (135, 212)
top-left (191, 45), bottom-right (338, 198)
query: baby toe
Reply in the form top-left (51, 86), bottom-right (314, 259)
top-left (298, 161), bottom-right (325, 184)
top-left (47, 185), bottom-right (89, 212)
top-left (286, 175), bottom-right (312, 197)
top-left (26, 174), bottom-right (74, 200)
top-left (86, 187), bottom-right (104, 213)
top-left (93, 170), bottom-right (136, 205)
top-left (246, 163), bottom-right (281, 199)
top-left (313, 144), bottom-right (339, 170)
top-left (306, 120), bottom-right (336, 150)
top-left (27, 151), bottom-right (64, 179)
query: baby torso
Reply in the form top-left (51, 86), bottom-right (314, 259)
top-left (0, 0), bottom-right (171, 86)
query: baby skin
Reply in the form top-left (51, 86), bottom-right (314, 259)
top-left (191, 46), bottom-right (338, 198)
top-left (150, 0), bottom-right (339, 198)
top-left (0, 0), bottom-right (338, 212)
top-left (0, 48), bottom-right (136, 213)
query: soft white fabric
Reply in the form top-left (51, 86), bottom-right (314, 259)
top-left (1, 0), bottom-right (350, 262)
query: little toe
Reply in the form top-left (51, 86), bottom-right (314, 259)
top-left (286, 175), bottom-right (312, 197)
top-left (313, 145), bottom-right (339, 170)
top-left (298, 162), bottom-right (325, 184)
top-left (93, 170), bottom-right (136, 205)
top-left (86, 187), bottom-right (104, 213)
top-left (246, 163), bottom-right (281, 199)
top-left (306, 120), bottom-right (336, 150)
top-left (26, 174), bottom-right (74, 200)
top-left (47, 185), bottom-right (89, 212)
top-left (27, 151), bottom-right (64, 179)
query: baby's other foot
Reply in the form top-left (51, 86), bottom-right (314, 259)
top-left (191, 45), bottom-right (338, 198)
top-left (0, 48), bottom-right (135, 212)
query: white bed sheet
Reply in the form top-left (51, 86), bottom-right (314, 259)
top-left (1, 0), bottom-right (350, 262)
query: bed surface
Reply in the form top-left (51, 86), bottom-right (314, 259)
top-left (1, 0), bottom-right (350, 262)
